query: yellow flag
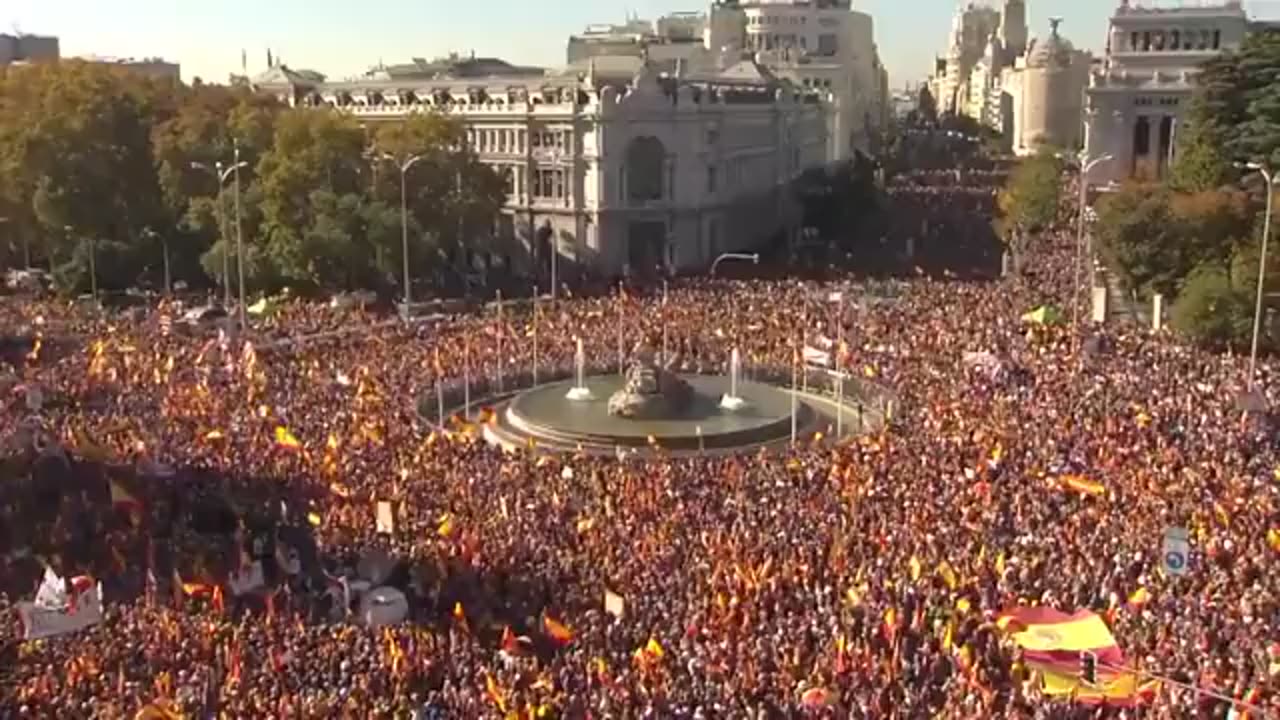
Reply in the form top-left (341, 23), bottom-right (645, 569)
top-left (937, 561), bottom-right (958, 590)
top-left (437, 513), bottom-right (455, 537)
top-left (908, 555), bottom-right (922, 582)
top-left (995, 551), bottom-right (1006, 577)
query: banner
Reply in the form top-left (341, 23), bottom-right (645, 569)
top-left (228, 561), bottom-right (266, 596)
top-left (18, 582), bottom-right (104, 640)
top-left (375, 501), bottom-right (395, 535)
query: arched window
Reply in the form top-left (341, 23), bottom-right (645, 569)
top-left (626, 137), bottom-right (666, 202)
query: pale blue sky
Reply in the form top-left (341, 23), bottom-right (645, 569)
top-left (2, 1), bottom-right (1270, 88)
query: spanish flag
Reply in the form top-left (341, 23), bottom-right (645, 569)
top-left (643, 637), bottom-right (665, 660)
top-left (437, 513), bottom-right (455, 538)
top-left (133, 702), bottom-right (184, 720)
top-left (274, 426), bottom-right (301, 450)
top-left (998, 607), bottom-right (1125, 673)
top-left (485, 673), bottom-right (507, 713)
top-left (543, 614), bottom-right (574, 645)
top-left (1041, 667), bottom-right (1138, 706)
top-left (1060, 475), bottom-right (1105, 497)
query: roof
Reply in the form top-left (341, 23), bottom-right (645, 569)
top-left (252, 65), bottom-right (325, 87)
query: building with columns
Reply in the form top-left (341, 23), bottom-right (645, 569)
top-left (1083, 1), bottom-right (1250, 185)
top-left (252, 54), bottom-right (828, 277)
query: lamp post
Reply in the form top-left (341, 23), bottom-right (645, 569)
top-left (192, 158), bottom-right (248, 307)
top-left (709, 252), bottom-right (759, 276)
top-left (1241, 162), bottom-right (1275, 392)
top-left (1073, 153), bottom-right (1112, 329)
top-left (232, 142), bottom-right (247, 329)
top-left (142, 226), bottom-right (169, 295)
top-left (384, 152), bottom-right (425, 307)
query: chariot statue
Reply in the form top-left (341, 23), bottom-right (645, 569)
top-left (606, 343), bottom-right (692, 419)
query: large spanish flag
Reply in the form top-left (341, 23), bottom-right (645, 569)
top-left (997, 607), bottom-right (1125, 672)
top-left (1041, 668), bottom-right (1138, 707)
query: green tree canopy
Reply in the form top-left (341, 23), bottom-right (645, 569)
top-left (0, 61), bottom-right (508, 296)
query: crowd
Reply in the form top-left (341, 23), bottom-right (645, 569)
top-left (1, 165), bottom-right (1278, 719)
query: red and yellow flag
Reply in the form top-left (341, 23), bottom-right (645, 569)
top-left (274, 426), bottom-right (301, 450)
top-left (543, 614), bottom-right (574, 645)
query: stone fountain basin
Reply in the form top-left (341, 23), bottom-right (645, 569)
top-left (504, 374), bottom-right (813, 450)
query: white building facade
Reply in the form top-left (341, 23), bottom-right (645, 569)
top-left (1084, 1), bottom-right (1249, 185)
top-left (254, 59), bottom-right (828, 277)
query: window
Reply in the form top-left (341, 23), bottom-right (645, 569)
top-left (1213, 30), bottom-right (1221, 50)
top-left (1142, 31), bottom-right (1151, 51)
top-left (706, 166), bottom-right (718, 194)
top-left (1170, 30), bottom-right (1180, 50)
top-left (817, 34), bottom-right (838, 56)
top-left (534, 169), bottom-right (565, 199)
top-left (502, 167), bottom-right (515, 196)
top-left (1130, 31), bottom-right (1139, 51)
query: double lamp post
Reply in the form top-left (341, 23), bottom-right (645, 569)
top-left (192, 143), bottom-right (248, 328)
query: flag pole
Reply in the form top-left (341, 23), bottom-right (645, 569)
top-left (464, 333), bottom-right (471, 418)
top-left (532, 285), bottom-right (539, 387)
top-left (790, 341), bottom-right (798, 445)
top-left (435, 347), bottom-right (444, 428)
top-left (496, 289), bottom-right (504, 394)
top-left (661, 279), bottom-right (669, 365)
top-left (836, 292), bottom-right (844, 437)
top-left (617, 289), bottom-right (625, 375)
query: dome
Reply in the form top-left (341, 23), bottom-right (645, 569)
top-left (1026, 19), bottom-right (1073, 68)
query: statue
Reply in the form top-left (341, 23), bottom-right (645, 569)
top-left (607, 345), bottom-right (693, 419)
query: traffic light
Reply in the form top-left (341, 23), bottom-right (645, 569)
top-left (1080, 651), bottom-right (1098, 685)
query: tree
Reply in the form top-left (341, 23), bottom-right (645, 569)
top-left (1170, 262), bottom-right (1254, 348)
top-left (1094, 184), bottom-right (1182, 296)
top-left (994, 151), bottom-right (1063, 264)
top-left (1174, 29), bottom-right (1280, 180)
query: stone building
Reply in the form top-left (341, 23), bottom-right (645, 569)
top-left (252, 54), bottom-right (829, 277)
top-left (1083, 0), bottom-right (1250, 185)
top-left (0, 33), bottom-right (60, 66)
top-left (1003, 20), bottom-right (1092, 155)
top-left (929, 2), bottom-right (1090, 156)
top-left (562, 1), bottom-right (887, 161)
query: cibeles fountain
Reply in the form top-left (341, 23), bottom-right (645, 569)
top-left (459, 337), bottom-right (885, 456)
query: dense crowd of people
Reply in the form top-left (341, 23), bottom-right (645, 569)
top-left (1, 166), bottom-right (1277, 719)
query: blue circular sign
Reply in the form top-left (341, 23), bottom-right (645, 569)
top-left (1165, 551), bottom-right (1186, 570)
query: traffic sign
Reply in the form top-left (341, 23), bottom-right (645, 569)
top-left (1162, 527), bottom-right (1190, 576)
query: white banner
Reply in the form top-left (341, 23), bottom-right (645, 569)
top-left (375, 501), bottom-right (395, 535)
top-left (18, 583), bottom-right (103, 640)
top-left (228, 561), bottom-right (266, 596)
top-left (803, 346), bottom-right (832, 367)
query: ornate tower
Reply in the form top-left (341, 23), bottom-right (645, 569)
top-left (999, 0), bottom-right (1028, 62)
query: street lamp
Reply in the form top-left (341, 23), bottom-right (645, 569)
top-left (1072, 153), bottom-right (1112, 329)
top-left (192, 157), bottom-right (248, 308)
top-left (1239, 161), bottom-right (1275, 393)
top-left (383, 152), bottom-right (425, 307)
top-left (62, 225), bottom-right (98, 300)
top-left (710, 252), bottom-right (760, 276)
top-left (142, 226), bottom-right (169, 295)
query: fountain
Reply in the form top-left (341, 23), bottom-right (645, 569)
top-left (565, 338), bottom-right (594, 401)
top-left (719, 347), bottom-right (747, 411)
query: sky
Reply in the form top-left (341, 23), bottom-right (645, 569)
top-left (2, 1), bottom-right (1272, 89)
